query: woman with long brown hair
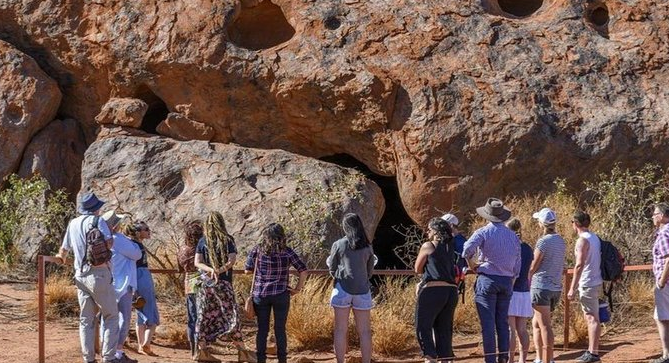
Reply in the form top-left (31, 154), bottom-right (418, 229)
top-left (244, 222), bottom-right (308, 363)
top-left (194, 211), bottom-right (255, 363)
top-left (177, 220), bottom-right (203, 360)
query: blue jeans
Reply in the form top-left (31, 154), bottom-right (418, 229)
top-left (118, 288), bottom-right (133, 348)
top-left (254, 291), bottom-right (290, 363)
top-left (474, 274), bottom-right (513, 363)
top-left (186, 294), bottom-right (197, 355)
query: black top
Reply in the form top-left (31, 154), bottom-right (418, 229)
top-left (135, 241), bottom-right (148, 268)
top-left (196, 237), bottom-right (237, 282)
top-left (423, 242), bottom-right (457, 285)
top-left (513, 242), bottom-right (534, 292)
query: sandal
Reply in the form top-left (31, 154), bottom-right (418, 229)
top-left (138, 344), bottom-right (157, 356)
top-left (195, 347), bottom-right (221, 362)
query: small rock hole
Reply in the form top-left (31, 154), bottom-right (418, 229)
top-left (324, 17), bottom-right (341, 30)
top-left (227, 1), bottom-right (295, 50)
top-left (590, 6), bottom-right (609, 27)
top-left (498, 0), bottom-right (543, 17)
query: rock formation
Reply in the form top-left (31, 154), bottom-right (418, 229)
top-left (0, 39), bottom-right (61, 184)
top-left (80, 127), bottom-right (385, 258)
top-left (1, 0), bottom-right (668, 227)
top-left (18, 118), bottom-right (87, 193)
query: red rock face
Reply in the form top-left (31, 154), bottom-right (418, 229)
top-left (0, 40), bottom-right (61, 183)
top-left (1, 0), bottom-right (668, 226)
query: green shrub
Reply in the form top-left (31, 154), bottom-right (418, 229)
top-left (0, 174), bottom-right (74, 265)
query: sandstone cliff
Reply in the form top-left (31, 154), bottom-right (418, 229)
top-left (1, 0), bottom-right (668, 228)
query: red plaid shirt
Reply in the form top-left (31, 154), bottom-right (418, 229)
top-left (245, 246), bottom-right (307, 298)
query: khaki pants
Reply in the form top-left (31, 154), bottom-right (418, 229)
top-left (75, 265), bottom-right (119, 362)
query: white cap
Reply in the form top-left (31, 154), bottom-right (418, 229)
top-left (441, 213), bottom-right (459, 226)
top-left (532, 208), bottom-right (557, 224)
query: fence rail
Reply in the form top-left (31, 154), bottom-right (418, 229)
top-left (36, 255), bottom-right (654, 362)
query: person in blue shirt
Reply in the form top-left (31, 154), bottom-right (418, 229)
top-left (101, 211), bottom-right (141, 363)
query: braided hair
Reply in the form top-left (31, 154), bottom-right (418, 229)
top-left (203, 212), bottom-right (235, 271)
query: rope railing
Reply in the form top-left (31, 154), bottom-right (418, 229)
top-left (36, 256), bottom-right (654, 363)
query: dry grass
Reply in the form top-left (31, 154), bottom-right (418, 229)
top-left (286, 277), bottom-right (334, 350)
top-left (157, 321), bottom-right (189, 347)
top-left (44, 274), bottom-right (79, 319)
top-left (370, 277), bottom-right (416, 355)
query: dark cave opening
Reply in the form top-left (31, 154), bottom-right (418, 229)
top-left (134, 85), bottom-right (169, 134)
top-left (320, 154), bottom-right (418, 269)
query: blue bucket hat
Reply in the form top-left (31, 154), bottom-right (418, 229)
top-left (79, 192), bottom-right (105, 214)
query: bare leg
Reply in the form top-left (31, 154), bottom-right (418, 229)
top-left (516, 317), bottom-right (530, 363)
top-left (136, 324), bottom-right (146, 347)
top-left (508, 316), bottom-right (518, 362)
top-left (532, 314), bottom-right (542, 362)
top-left (352, 309), bottom-right (372, 363)
top-left (333, 307), bottom-right (350, 363)
top-left (143, 325), bottom-right (156, 349)
top-left (534, 306), bottom-right (553, 363)
top-left (584, 312), bottom-right (600, 355)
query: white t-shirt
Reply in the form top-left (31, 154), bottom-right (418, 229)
top-left (578, 231), bottom-right (603, 288)
top-left (61, 214), bottom-right (113, 276)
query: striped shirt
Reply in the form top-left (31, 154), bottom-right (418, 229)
top-left (531, 233), bottom-right (566, 292)
top-left (653, 224), bottom-right (669, 283)
top-left (463, 222), bottom-right (521, 278)
top-left (245, 246), bottom-right (307, 298)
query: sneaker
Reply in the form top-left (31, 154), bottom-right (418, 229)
top-left (119, 353), bottom-right (138, 363)
top-left (533, 359), bottom-right (542, 363)
top-left (577, 351), bottom-right (601, 363)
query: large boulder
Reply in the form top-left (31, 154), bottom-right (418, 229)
top-left (0, 39), bottom-right (61, 183)
top-left (80, 128), bottom-right (385, 262)
top-left (2, 1), bottom-right (669, 224)
top-left (95, 98), bottom-right (148, 128)
top-left (18, 118), bottom-right (87, 194)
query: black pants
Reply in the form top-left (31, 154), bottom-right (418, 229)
top-left (186, 293), bottom-right (197, 355)
top-left (415, 285), bottom-right (458, 360)
top-left (254, 291), bottom-right (290, 363)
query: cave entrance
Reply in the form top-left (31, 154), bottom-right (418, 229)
top-left (227, 1), bottom-right (296, 51)
top-left (134, 85), bottom-right (168, 134)
top-left (320, 154), bottom-right (417, 269)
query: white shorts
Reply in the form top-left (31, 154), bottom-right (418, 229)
top-left (508, 291), bottom-right (533, 318)
top-left (655, 285), bottom-right (669, 321)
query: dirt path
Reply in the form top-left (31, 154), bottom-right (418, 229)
top-left (0, 282), bottom-right (662, 363)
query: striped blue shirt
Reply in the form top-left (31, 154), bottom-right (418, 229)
top-left (531, 233), bottom-right (566, 292)
top-left (463, 222), bottom-right (521, 278)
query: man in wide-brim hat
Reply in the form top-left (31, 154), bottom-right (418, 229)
top-left (463, 198), bottom-right (521, 363)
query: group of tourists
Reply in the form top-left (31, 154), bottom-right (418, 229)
top-left (55, 193), bottom-right (159, 363)
top-left (414, 198), bottom-right (605, 363)
top-left (55, 192), bottom-right (669, 363)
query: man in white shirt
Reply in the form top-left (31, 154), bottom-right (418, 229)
top-left (55, 192), bottom-right (125, 363)
top-left (567, 210), bottom-right (603, 363)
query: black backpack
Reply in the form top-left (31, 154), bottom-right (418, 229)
top-left (600, 239), bottom-right (625, 311)
top-left (82, 216), bottom-right (112, 268)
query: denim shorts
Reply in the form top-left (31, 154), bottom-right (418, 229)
top-left (330, 282), bottom-right (373, 310)
top-left (531, 288), bottom-right (561, 311)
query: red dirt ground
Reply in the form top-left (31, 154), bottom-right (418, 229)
top-left (0, 282), bottom-right (662, 363)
